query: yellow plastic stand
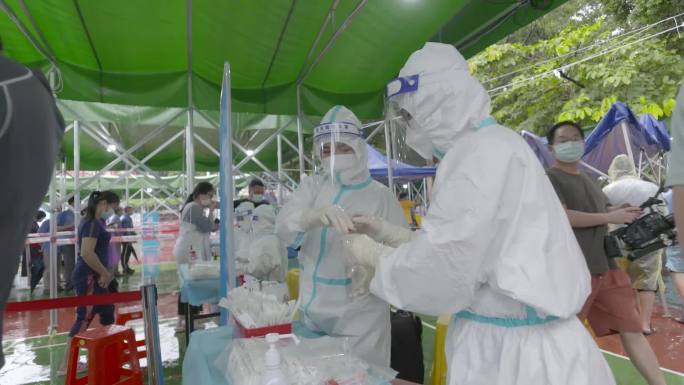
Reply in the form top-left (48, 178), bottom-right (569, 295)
top-left (287, 268), bottom-right (300, 301)
top-left (431, 315), bottom-right (451, 385)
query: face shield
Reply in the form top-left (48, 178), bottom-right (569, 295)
top-left (313, 121), bottom-right (367, 184)
top-left (385, 75), bottom-right (436, 166)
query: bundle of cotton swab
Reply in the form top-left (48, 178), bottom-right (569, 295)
top-left (219, 284), bottom-right (297, 328)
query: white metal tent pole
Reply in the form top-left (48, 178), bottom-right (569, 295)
top-left (98, 129), bottom-right (186, 194)
top-left (384, 116), bottom-right (395, 192)
top-left (277, 134), bottom-right (283, 204)
top-left (60, 161), bottom-right (66, 203)
top-left (185, 114), bottom-right (195, 194)
top-left (125, 165), bottom-right (130, 203)
top-left (56, 103), bottom-right (184, 200)
top-left (234, 120), bottom-right (295, 170)
top-left (281, 135), bottom-right (313, 168)
top-left (296, 86), bottom-right (305, 181)
top-left (186, 0), bottom-right (195, 196)
top-left (73, 121), bottom-right (81, 264)
top-left (364, 121), bottom-right (385, 143)
top-left (219, 62), bottom-right (236, 325)
top-left (48, 165), bottom-right (58, 333)
top-left (78, 124), bottom-right (179, 198)
top-left (620, 121), bottom-right (636, 165)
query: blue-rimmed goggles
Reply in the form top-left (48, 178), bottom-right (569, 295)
top-left (386, 74), bottom-right (419, 99)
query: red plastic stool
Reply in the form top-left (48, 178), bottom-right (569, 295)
top-left (115, 305), bottom-right (146, 360)
top-left (65, 325), bottom-right (143, 385)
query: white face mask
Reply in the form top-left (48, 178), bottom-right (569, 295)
top-left (103, 207), bottom-right (115, 219)
top-left (200, 198), bottom-right (212, 207)
top-left (553, 141), bottom-right (585, 163)
top-left (321, 154), bottom-right (357, 174)
top-left (251, 194), bottom-right (264, 202)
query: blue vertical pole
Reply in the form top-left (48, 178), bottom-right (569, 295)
top-left (218, 62), bottom-right (235, 325)
top-left (142, 284), bottom-right (164, 385)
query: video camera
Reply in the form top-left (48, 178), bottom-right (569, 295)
top-left (605, 187), bottom-right (678, 261)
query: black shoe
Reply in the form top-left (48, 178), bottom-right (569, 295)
top-left (125, 268), bottom-right (135, 275)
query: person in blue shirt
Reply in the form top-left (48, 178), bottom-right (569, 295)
top-left (57, 197), bottom-right (76, 291)
top-left (59, 191), bottom-right (116, 375)
top-left (119, 206), bottom-right (137, 275)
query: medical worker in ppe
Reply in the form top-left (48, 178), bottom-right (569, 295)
top-left (275, 105), bottom-right (405, 367)
top-left (236, 204), bottom-right (288, 282)
top-left (234, 201), bottom-right (256, 268)
top-left (344, 43), bottom-right (615, 385)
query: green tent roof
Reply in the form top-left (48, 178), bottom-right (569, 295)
top-left (1, 1), bottom-right (566, 172)
top-left (1, 0), bottom-right (566, 118)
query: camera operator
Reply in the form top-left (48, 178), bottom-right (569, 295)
top-left (546, 121), bottom-right (666, 385)
top-left (603, 154), bottom-right (664, 335)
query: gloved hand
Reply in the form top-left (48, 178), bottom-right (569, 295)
top-left (351, 216), bottom-right (415, 247)
top-left (301, 205), bottom-right (355, 234)
top-left (348, 264), bottom-right (373, 298)
top-left (342, 234), bottom-right (391, 268)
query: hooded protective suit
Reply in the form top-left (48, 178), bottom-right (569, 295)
top-left (236, 205), bottom-right (288, 282)
top-left (275, 105), bottom-right (405, 367)
top-left (234, 201), bottom-right (255, 274)
top-left (603, 154), bottom-right (659, 207)
top-left (362, 43), bottom-right (615, 384)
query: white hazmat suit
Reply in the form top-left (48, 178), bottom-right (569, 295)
top-left (275, 105), bottom-right (405, 367)
top-left (236, 204), bottom-right (288, 282)
top-left (346, 43), bottom-right (615, 385)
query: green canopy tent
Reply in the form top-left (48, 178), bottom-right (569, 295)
top-left (0, 0), bottom-right (567, 175)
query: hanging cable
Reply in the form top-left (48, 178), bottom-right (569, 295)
top-left (487, 19), bottom-right (683, 96)
top-left (481, 11), bottom-right (684, 86)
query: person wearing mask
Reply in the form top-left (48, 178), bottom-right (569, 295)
top-left (343, 43), bottom-right (614, 384)
top-left (275, 105), bottom-right (405, 367)
top-left (172, 182), bottom-right (218, 332)
top-left (234, 179), bottom-right (269, 209)
top-left (119, 206), bottom-right (138, 275)
top-left (58, 191), bottom-right (116, 375)
top-left (545, 122), bottom-right (665, 385)
top-left (57, 197), bottom-right (77, 291)
top-left (602, 154), bottom-right (665, 334)
top-left (236, 204), bottom-right (287, 282)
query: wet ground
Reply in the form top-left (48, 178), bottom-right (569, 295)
top-left (2, 261), bottom-right (684, 384)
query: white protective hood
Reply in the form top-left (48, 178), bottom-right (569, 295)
top-left (395, 42), bottom-right (492, 157)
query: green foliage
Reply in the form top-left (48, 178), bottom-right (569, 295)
top-left (468, 0), bottom-right (684, 135)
